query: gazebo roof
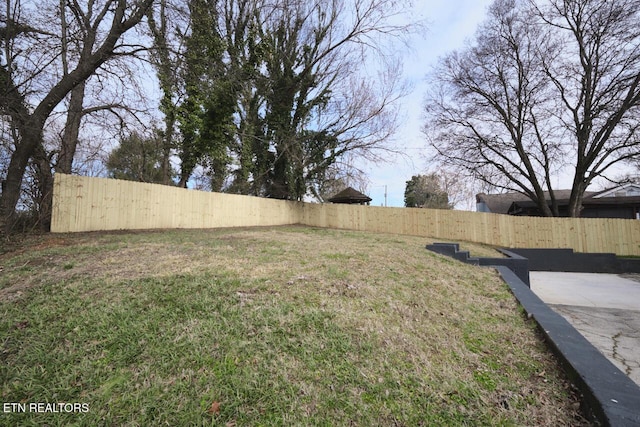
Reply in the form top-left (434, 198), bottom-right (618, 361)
top-left (328, 187), bottom-right (372, 204)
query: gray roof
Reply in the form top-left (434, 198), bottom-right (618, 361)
top-left (476, 190), bottom-right (596, 214)
top-left (328, 187), bottom-right (372, 204)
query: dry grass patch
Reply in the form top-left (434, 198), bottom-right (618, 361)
top-left (0, 226), bottom-right (589, 425)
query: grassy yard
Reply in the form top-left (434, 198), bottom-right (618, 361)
top-left (0, 226), bottom-right (588, 426)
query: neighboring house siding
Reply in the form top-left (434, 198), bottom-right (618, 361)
top-left (476, 201), bottom-right (490, 212)
top-left (581, 206), bottom-right (637, 219)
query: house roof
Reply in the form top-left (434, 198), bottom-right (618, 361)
top-left (476, 190), bottom-right (593, 214)
top-left (508, 196), bottom-right (640, 217)
top-left (476, 192), bottom-right (529, 214)
top-left (328, 187), bottom-right (372, 204)
top-left (478, 184), bottom-right (640, 215)
top-left (591, 183), bottom-right (640, 198)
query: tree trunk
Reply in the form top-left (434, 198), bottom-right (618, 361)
top-left (161, 111), bottom-right (175, 185)
top-left (0, 0), bottom-right (154, 234)
top-left (0, 124), bottom-right (45, 233)
top-left (530, 187), bottom-right (553, 217)
top-left (34, 144), bottom-right (54, 231)
top-left (56, 81), bottom-right (87, 174)
top-left (567, 178), bottom-right (587, 218)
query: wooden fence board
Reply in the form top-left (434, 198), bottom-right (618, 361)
top-left (51, 174), bottom-right (640, 255)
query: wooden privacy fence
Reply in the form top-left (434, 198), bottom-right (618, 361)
top-left (51, 174), bottom-right (300, 231)
top-left (51, 173), bottom-right (640, 256)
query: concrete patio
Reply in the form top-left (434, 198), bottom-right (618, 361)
top-left (530, 272), bottom-right (640, 387)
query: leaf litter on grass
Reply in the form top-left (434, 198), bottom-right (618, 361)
top-left (0, 226), bottom-right (590, 426)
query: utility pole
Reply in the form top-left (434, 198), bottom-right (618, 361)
top-left (384, 185), bottom-right (387, 207)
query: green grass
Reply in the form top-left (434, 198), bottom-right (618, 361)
top-left (0, 226), bottom-right (588, 426)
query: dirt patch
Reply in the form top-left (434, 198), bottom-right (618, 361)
top-left (0, 228), bottom-right (494, 302)
top-left (31, 237), bottom-right (73, 250)
top-left (0, 282), bottom-right (32, 302)
top-left (0, 226), bottom-right (590, 425)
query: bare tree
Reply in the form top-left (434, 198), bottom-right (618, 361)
top-left (535, 0), bottom-right (640, 216)
top-left (0, 0), bottom-right (154, 232)
top-left (429, 166), bottom-right (481, 211)
top-left (161, 0), bottom-right (412, 199)
top-left (424, 0), bottom-right (640, 217)
top-left (311, 158), bottom-right (370, 202)
top-left (243, 0), bottom-right (412, 200)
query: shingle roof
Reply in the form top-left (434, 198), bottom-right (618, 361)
top-left (328, 187), bottom-right (372, 204)
top-left (476, 190), bottom-right (596, 214)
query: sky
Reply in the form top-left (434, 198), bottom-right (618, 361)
top-left (362, 0), bottom-right (495, 209)
top-left (143, 0), bottom-right (498, 207)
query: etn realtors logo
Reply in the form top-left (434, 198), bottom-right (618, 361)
top-left (3, 402), bottom-right (89, 413)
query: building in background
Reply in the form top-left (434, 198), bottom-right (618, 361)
top-left (328, 187), bottom-right (372, 205)
top-left (476, 184), bottom-right (640, 219)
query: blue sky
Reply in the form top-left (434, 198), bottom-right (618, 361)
top-left (363, 0), bottom-right (495, 208)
